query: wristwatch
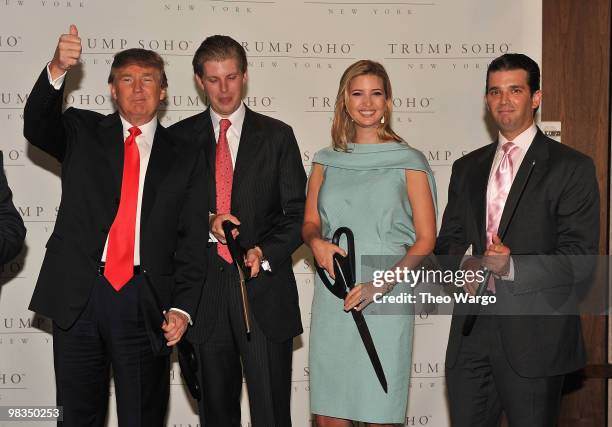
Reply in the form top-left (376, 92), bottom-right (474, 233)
top-left (255, 245), bottom-right (271, 272)
top-left (261, 258), bottom-right (271, 272)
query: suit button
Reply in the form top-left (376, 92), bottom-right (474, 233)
top-left (219, 266), bottom-right (224, 272)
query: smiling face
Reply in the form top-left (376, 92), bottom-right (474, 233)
top-left (109, 64), bottom-right (166, 126)
top-left (196, 58), bottom-right (247, 117)
top-left (345, 74), bottom-right (387, 129)
top-left (486, 69), bottom-right (541, 140)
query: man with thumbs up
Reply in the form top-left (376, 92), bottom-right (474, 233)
top-left (25, 25), bottom-right (208, 426)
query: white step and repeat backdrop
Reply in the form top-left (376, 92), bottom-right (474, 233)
top-left (0, 1), bottom-right (541, 426)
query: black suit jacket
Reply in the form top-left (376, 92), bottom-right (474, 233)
top-left (25, 69), bottom-right (209, 330)
top-left (436, 129), bottom-right (599, 377)
top-left (0, 151), bottom-right (26, 264)
top-left (170, 106), bottom-right (306, 343)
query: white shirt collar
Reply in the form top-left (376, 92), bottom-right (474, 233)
top-left (497, 123), bottom-right (537, 153)
top-left (209, 102), bottom-right (246, 140)
top-left (119, 115), bottom-right (157, 148)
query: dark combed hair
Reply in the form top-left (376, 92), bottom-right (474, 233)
top-left (486, 53), bottom-right (540, 94)
top-left (192, 35), bottom-right (248, 77)
top-left (107, 48), bottom-right (168, 88)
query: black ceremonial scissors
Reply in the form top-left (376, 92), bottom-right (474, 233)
top-left (315, 227), bottom-right (388, 393)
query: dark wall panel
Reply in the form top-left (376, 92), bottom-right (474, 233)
top-left (542, 0), bottom-right (610, 425)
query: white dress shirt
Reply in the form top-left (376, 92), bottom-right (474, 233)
top-left (486, 123), bottom-right (537, 203)
top-left (100, 116), bottom-right (156, 265)
top-left (210, 102), bottom-right (246, 167)
top-left (207, 103), bottom-right (245, 242)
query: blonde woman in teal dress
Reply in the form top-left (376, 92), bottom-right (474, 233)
top-left (302, 60), bottom-right (437, 426)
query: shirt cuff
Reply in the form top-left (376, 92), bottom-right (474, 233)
top-left (498, 256), bottom-right (515, 281)
top-left (168, 308), bottom-right (192, 325)
top-left (46, 62), bottom-right (66, 90)
top-left (208, 212), bottom-right (218, 243)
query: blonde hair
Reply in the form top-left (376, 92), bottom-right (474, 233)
top-left (331, 60), bottom-right (402, 151)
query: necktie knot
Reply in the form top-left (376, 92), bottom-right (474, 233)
top-left (127, 126), bottom-right (142, 144)
top-left (502, 141), bottom-right (517, 156)
top-left (220, 119), bottom-right (231, 134)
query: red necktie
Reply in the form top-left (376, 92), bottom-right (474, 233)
top-left (216, 119), bottom-right (233, 263)
top-left (104, 126), bottom-right (141, 290)
top-left (485, 141), bottom-right (518, 292)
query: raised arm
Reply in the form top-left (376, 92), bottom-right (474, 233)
top-left (23, 25), bottom-right (82, 162)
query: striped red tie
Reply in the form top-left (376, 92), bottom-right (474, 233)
top-left (215, 119), bottom-right (233, 263)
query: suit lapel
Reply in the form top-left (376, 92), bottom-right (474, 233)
top-left (141, 125), bottom-right (176, 228)
top-left (193, 109), bottom-right (217, 210)
top-left (497, 129), bottom-right (549, 239)
top-left (231, 107), bottom-right (261, 208)
top-left (195, 110), bottom-right (216, 177)
top-left (469, 143), bottom-right (496, 253)
top-left (98, 113), bottom-right (124, 195)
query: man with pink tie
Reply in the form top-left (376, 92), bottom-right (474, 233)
top-left (435, 53), bottom-right (599, 426)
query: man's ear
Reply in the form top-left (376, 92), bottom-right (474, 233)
top-left (194, 74), bottom-right (205, 91)
top-left (531, 89), bottom-right (542, 110)
top-left (109, 83), bottom-right (117, 101)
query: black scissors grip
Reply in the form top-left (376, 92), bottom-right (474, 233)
top-left (315, 227), bottom-right (356, 298)
top-left (221, 220), bottom-right (251, 279)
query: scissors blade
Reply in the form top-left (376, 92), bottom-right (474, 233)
top-left (235, 263), bottom-right (252, 335)
top-left (334, 257), bottom-right (349, 291)
top-left (350, 309), bottom-right (388, 393)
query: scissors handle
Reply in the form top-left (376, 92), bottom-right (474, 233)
top-left (314, 227), bottom-right (357, 299)
top-left (331, 227), bottom-right (356, 288)
top-left (221, 220), bottom-right (251, 279)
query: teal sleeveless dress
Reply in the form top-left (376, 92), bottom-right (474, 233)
top-left (309, 141), bottom-right (437, 424)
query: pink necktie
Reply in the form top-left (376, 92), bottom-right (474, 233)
top-left (104, 126), bottom-right (141, 291)
top-left (486, 141), bottom-right (518, 247)
top-left (215, 119), bottom-right (233, 263)
top-left (485, 142), bottom-right (518, 292)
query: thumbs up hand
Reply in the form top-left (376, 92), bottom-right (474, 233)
top-left (49, 24), bottom-right (82, 80)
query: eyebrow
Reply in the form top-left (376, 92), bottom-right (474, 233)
top-left (118, 72), bottom-right (156, 78)
top-left (488, 84), bottom-right (526, 91)
top-left (207, 73), bottom-right (238, 79)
